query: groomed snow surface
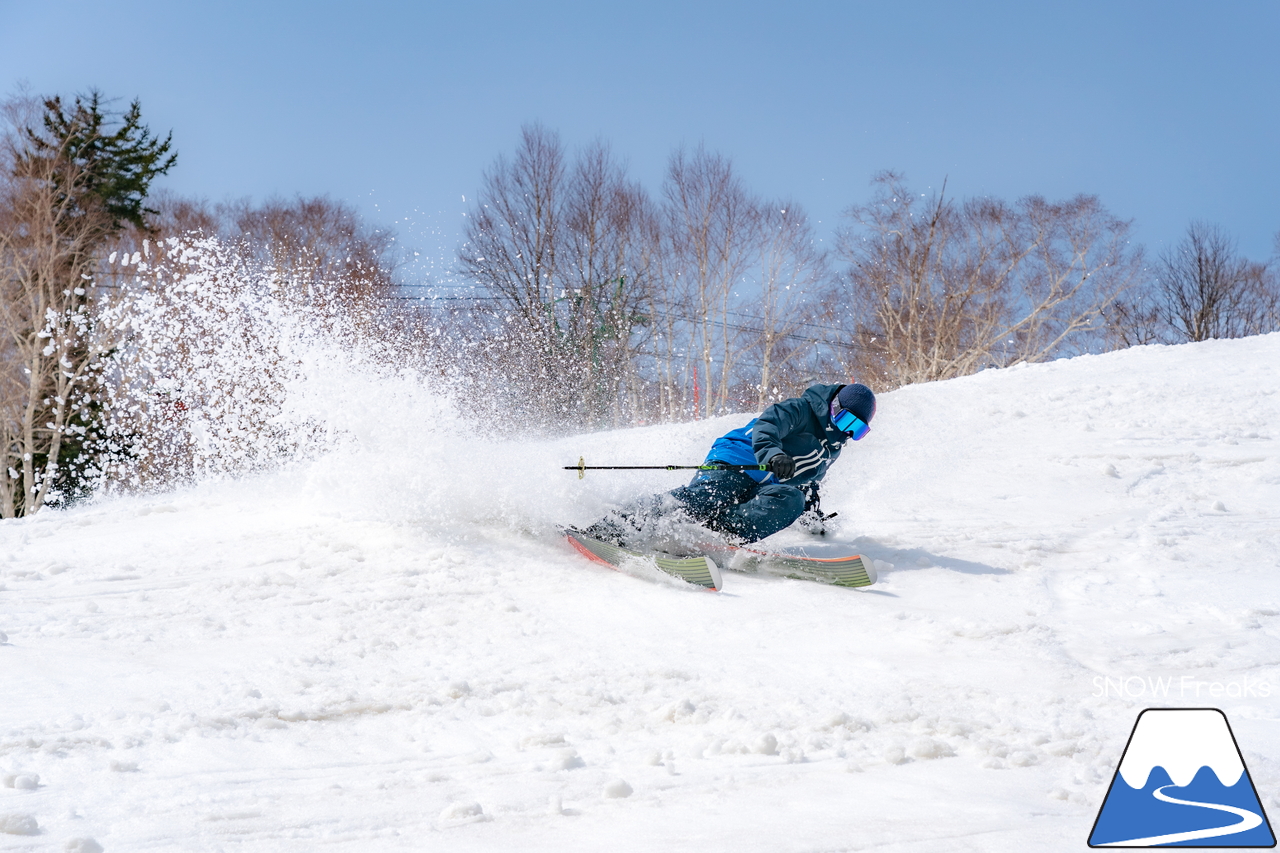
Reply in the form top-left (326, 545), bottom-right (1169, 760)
top-left (3, 334), bottom-right (1279, 852)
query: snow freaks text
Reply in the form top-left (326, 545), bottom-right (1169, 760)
top-left (1092, 676), bottom-right (1273, 700)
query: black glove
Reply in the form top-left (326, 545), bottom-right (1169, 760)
top-left (768, 453), bottom-right (795, 480)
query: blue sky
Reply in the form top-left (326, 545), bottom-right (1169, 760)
top-left (4, 0), bottom-right (1278, 279)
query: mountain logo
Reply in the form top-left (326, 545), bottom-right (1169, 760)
top-left (1089, 708), bottom-right (1275, 847)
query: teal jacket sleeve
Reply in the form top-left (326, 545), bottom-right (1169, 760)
top-left (751, 396), bottom-right (813, 464)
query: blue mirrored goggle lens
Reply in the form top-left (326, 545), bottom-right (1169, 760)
top-left (832, 408), bottom-right (871, 440)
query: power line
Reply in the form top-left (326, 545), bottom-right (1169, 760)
top-left (383, 291), bottom-right (857, 338)
top-left (384, 300), bottom-right (870, 353)
top-left (389, 296), bottom-right (501, 302)
top-left (661, 313), bottom-right (869, 353)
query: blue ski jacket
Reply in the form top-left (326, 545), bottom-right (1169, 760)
top-left (704, 384), bottom-right (849, 487)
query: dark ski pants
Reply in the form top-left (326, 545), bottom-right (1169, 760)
top-left (667, 469), bottom-right (805, 543)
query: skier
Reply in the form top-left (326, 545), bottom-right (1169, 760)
top-left (584, 382), bottom-right (876, 548)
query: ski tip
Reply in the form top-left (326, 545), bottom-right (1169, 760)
top-left (564, 530), bottom-right (614, 568)
top-left (704, 554), bottom-right (723, 592)
top-left (838, 555), bottom-right (876, 588)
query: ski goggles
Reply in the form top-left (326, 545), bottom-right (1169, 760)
top-left (831, 403), bottom-right (871, 440)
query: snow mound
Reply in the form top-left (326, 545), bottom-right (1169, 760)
top-left (0, 814), bottom-right (38, 835)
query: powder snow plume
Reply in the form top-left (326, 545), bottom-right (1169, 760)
top-left (84, 236), bottom-right (626, 537)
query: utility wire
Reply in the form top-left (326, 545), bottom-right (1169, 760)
top-left (381, 292), bottom-right (869, 352)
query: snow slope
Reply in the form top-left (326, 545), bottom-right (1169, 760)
top-left (3, 334), bottom-right (1279, 852)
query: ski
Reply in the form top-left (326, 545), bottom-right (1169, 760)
top-left (563, 528), bottom-right (723, 591)
top-left (717, 545), bottom-right (877, 588)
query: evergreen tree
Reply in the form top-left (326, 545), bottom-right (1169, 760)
top-left (22, 91), bottom-right (176, 235)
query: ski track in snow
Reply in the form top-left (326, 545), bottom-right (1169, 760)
top-left (2, 334), bottom-right (1279, 851)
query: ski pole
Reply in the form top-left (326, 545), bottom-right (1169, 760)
top-left (565, 456), bottom-right (767, 479)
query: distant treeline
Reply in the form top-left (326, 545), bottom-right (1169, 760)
top-left (445, 126), bottom-right (1278, 429)
top-left (3, 94), bottom-right (1278, 516)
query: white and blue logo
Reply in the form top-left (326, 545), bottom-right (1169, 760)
top-left (1089, 708), bottom-right (1275, 847)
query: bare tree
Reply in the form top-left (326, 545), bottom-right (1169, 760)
top-left (0, 92), bottom-right (173, 516)
top-left (557, 141), bottom-right (659, 423)
top-left (751, 201), bottom-right (827, 407)
top-left (458, 124), bottom-right (567, 425)
top-left (662, 146), bottom-right (761, 417)
top-left (0, 97), bottom-right (103, 516)
top-left (145, 190), bottom-right (220, 236)
top-left (1101, 286), bottom-right (1164, 348)
top-left (228, 195), bottom-right (396, 319)
top-left (1155, 222), bottom-right (1276, 342)
top-left (833, 173), bottom-right (1142, 387)
top-left (101, 191), bottom-right (399, 320)
top-left (639, 234), bottom-right (689, 422)
top-left (459, 125), bottom-right (656, 428)
top-left (460, 123), bottom-right (563, 354)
